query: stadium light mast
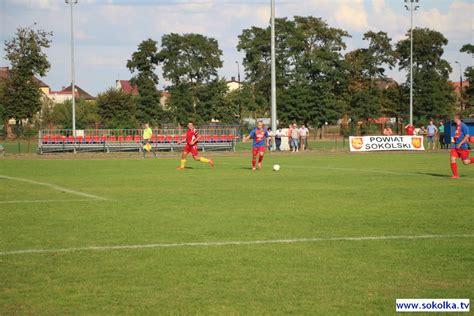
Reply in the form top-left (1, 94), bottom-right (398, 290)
top-left (270, 0), bottom-right (277, 150)
top-left (405, 0), bottom-right (419, 126)
top-left (455, 61), bottom-right (463, 110)
top-left (236, 61), bottom-right (242, 124)
top-left (66, 0), bottom-right (77, 153)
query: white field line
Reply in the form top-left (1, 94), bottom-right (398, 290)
top-left (0, 199), bottom-right (105, 204)
top-left (219, 162), bottom-right (450, 177)
top-left (0, 175), bottom-right (106, 200)
top-left (1, 234), bottom-right (473, 256)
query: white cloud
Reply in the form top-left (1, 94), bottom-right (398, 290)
top-left (417, 1), bottom-right (473, 41)
top-left (369, 0), bottom-right (408, 41)
top-left (333, 0), bottom-right (368, 31)
top-left (4, 0), bottom-right (61, 10)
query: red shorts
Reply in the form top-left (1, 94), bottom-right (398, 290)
top-left (450, 148), bottom-right (470, 160)
top-left (184, 144), bottom-right (199, 157)
top-left (252, 146), bottom-right (266, 156)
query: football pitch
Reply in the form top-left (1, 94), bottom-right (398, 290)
top-left (1, 152), bottom-right (473, 314)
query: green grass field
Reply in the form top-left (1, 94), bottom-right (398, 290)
top-left (1, 151), bottom-right (473, 314)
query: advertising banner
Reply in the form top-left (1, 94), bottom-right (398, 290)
top-left (349, 136), bottom-right (424, 152)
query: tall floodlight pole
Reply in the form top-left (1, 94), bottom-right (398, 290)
top-left (270, 0), bottom-right (277, 150)
top-left (66, 0), bottom-right (77, 152)
top-left (236, 61), bottom-right (242, 124)
top-left (455, 61), bottom-right (463, 110)
top-left (405, 0), bottom-right (419, 125)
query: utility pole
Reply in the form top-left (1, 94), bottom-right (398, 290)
top-left (66, 0), bottom-right (77, 153)
top-left (405, 0), bottom-right (419, 126)
top-left (270, 0), bottom-right (277, 150)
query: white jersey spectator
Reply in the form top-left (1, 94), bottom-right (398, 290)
top-left (299, 124), bottom-right (309, 151)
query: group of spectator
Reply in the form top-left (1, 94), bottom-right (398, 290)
top-left (269, 123), bottom-right (310, 152)
top-left (404, 120), bottom-right (447, 149)
top-left (381, 120), bottom-right (447, 150)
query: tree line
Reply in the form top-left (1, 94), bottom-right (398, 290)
top-left (1, 17), bottom-right (472, 134)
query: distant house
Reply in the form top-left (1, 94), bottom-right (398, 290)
top-left (226, 76), bottom-right (241, 92)
top-left (116, 79), bottom-right (138, 95)
top-left (48, 85), bottom-right (94, 103)
top-left (450, 81), bottom-right (470, 95)
top-left (0, 66), bottom-right (52, 126)
top-left (0, 66), bottom-right (50, 95)
top-left (115, 79), bottom-right (171, 109)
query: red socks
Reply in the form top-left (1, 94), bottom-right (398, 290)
top-left (471, 158), bottom-right (474, 164)
top-left (451, 163), bottom-right (458, 177)
top-left (258, 155), bottom-right (264, 163)
top-left (252, 157), bottom-right (256, 168)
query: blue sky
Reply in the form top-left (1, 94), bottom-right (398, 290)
top-left (1, 0), bottom-right (472, 95)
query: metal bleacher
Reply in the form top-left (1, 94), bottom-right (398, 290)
top-left (38, 128), bottom-right (238, 154)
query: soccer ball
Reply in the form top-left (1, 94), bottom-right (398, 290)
top-left (273, 164), bottom-right (280, 171)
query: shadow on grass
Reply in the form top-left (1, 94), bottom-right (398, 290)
top-left (416, 172), bottom-right (455, 178)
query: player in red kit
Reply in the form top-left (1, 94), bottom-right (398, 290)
top-left (450, 114), bottom-right (473, 179)
top-left (176, 121), bottom-right (214, 170)
top-left (243, 121), bottom-right (269, 171)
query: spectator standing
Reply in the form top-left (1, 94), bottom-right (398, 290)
top-left (413, 126), bottom-right (421, 136)
top-left (438, 121), bottom-right (446, 149)
top-left (405, 123), bottom-right (414, 135)
top-left (419, 126), bottom-right (427, 136)
top-left (383, 125), bottom-right (393, 136)
top-left (291, 123), bottom-right (300, 152)
top-left (267, 127), bottom-right (274, 150)
top-left (275, 127), bottom-right (283, 151)
top-left (288, 124), bottom-right (293, 151)
top-left (299, 124), bottom-right (309, 151)
top-left (426, 120), bottom-right (438, 150)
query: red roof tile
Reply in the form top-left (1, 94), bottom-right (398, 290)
top-left (117, 80), bottom-right (139, 95)
top-left (0, 66), bottom-right (49, 87)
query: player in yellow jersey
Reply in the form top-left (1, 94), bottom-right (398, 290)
top-left (142, 123), bottom-right (156, 158)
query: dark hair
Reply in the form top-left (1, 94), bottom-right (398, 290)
top-left (188, 120), bottom-right (194, 124)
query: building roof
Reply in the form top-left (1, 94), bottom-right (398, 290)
top-left (51, 85), bottom-right (94, 100)
top-left (0, 66), bottom-right (49, 88)
top-left (450, 81), bottom-right (470, 94)
top-left (117, 80), bottom-right (139, 95)
top-left (116, 79), bottom-right (171, 98)
top-left (226, 76), bottom-right (241, 84)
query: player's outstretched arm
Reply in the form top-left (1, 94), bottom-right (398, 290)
top-left (242, 135), bottom-right (251, 143)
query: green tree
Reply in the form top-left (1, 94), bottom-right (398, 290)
top-left (238, 16), bottom-right (350, 126)
top-left (158, 33), bottom-right (224, 122)
top-left (39, 97), bottom-right (55, 129)
top-left (3, 26), bottom-right (52, 126)
top-left (96, 88), bottom-right (137, 129)
top-left (0, 80), bottom-right (6, 125)
top-left (159, 33), bottom-right (223, 85)
top-left (396, 28), bottom-right (455, 118)
top-left (165, 83), bottom-right (196, 125)
top-left (195, 79), bottom-right (230, 123)
top-left (52, 99), bottom-right (100, 129)
top-left (460, 44), bottom-right (474, 115)
top-left (127, 39), bottom-right (162, 124)
top-left (345, 31), bottom-right (399, 123)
